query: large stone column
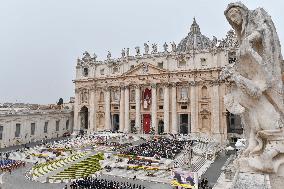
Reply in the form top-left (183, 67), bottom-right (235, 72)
top-left (190, 82), bottom-right (198, 134)
top-left (124, 86), bottom-right (130, 133)
top-left (164, 84), bottom-right (170, 133)
top-left (104, 87), bottom-right (111, 130)
top-left (211, 82), bottom-right (221, 141)
top-left (74, 89), bottom-right (80, 132)
top-left (135, 85), bottom-right (141, 133)
top-left (171, 83), bottom-right (178, 134)
top-left (151, 84), bottom-right (157, 133)
top-left (119, 86), bottom-right (125, 132)
top-left (89, 89), bottom-right (96, 133)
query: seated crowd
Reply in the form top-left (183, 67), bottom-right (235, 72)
top-left (120, 137), bottom-right (187, 159)
top-left (127, 158), bottom-right (155, 166)
top-left (69, 177), bottom-right (146, 189)
top-left (0, 159), bottom-right (25, 173)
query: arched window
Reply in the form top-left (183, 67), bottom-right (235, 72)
top-left (83, 67), bottom-right (88, 77)
top-left (158, 88), bottom-right (164, 100)
top-left (99, 92), bottom-right (104, 102)
top-left (201, 86), bottom-right (208, 98)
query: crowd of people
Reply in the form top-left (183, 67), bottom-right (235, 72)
top-left (69, 177), bottom-right (146, 189)
top-left (199, 178), bottom-right (211, 189)
top-left (127, 158), bottom-right (153, 166)
top-left (0, 159), bottom-right (25, 173)
top-left (120, 137), bottom-right (187, 159)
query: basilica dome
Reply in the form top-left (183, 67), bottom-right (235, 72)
top-left (177, 18), bottom-right (212, 52)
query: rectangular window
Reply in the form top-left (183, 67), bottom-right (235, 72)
top-left (179, 60), bottom-right (186, 67)
top-left (131, 106), bottom-right (136, 110)
top-left (158, 62), bottom-right (163, 68)
top-left (181, 105), bottom-right (188, 109)
top-left (44, 122), bottom-right (48, 133)
top-left (15, 123), bottom-right (21, 137)
top-left (113, 67), bottom-right (118, 73)
top-left (31, 123), bottom-right (36, 135)
top-left (66, 120), bottom-right (69, 130)
top-left (201, 58), bottom-right (207, 66)
top-left (56, 120), bottom-right (60, 131)
top-left (100, 69), bottom-right (105, 75)
top-left (159, 105), bottom-right (163, 110)
top-left (0, 125), bottom-right (3, 140)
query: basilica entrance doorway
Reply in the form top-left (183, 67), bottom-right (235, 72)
top-left (112, 114), bottom-right (119, 132)
top-left (158, 120), bottom-right (164, 134)
top-left (143, 114), bottom-right (151, 134)
top-left (179, 114), bottom-right (189, 134)
top-left (80, 106), bottom-right (88, 130)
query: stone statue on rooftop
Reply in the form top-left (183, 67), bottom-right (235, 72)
top-left (82, 51), bottom-right (92, 62)
top-left (144, 43), bottom-right (149, 54)
top-left (107, 51), bottom-right (111, 59)
top-left (93, 52), bottom-right (97, 62)
top-left (151, 43), bottom-right (158, 54)
top-left (171, 42), bottom-right (177, 52)
top-left (212, 36), bottom-right (217, 47)
top-left (221, 2), bottom-right (284, 174)
top-left (163, 42), bottom-right (168, 52)
top-left (121, 48), bottom-right (125, 58)
top-left (126, 48), bottom-right (130, 57)
top-left (135, 46), bottom-right (140, 56)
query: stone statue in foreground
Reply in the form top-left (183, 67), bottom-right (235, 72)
top-left (221, 2), bottom-right (284, 174)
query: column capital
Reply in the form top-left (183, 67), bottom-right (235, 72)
top-left (209, 79), bottom-right (220, 86)
top-left (170, 83), bottom-right (177, 87)
top-left (162, 82), bottom-right (170, 88)
top-left (189, 81), bottom-right (197, 86)
top-left (134, 84), bottom-right (141, 89)
top-left (150, 83), bottom-right (157, 89)
top-left (103, 86), bottom-right (111, 92)
top-left (90, 84), bottom-right (97, 92)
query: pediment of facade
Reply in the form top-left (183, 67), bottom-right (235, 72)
top-left (123, 63), bottom-right (167, 76)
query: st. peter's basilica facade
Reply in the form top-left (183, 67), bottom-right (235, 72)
top-left (73, 19), bottom-right (241, 143)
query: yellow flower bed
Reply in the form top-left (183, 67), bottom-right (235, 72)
top-left (127, 165), bottom-right (160, 171)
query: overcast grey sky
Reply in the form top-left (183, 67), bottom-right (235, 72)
top-left (0, 0), bottom-right (283, 104)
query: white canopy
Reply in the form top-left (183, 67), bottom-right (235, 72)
top-left (225, 146), bottom-right (235, 151)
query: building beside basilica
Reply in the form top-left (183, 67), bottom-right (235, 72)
top-left (73, 18), bottom-right (242, 143)
top-left (0, 106), bottom-right (73, 148)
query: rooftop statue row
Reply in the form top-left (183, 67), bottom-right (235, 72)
top-left (77, 18), bottom-right (239, 66)
top-left (77, 42), bottom-right (177, 66)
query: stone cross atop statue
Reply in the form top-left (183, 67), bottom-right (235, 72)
top-left (221, 2), bottom-right (284, 174)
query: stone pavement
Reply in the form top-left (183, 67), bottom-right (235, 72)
top-left (1, 163), bottom-right (65, 189)
top-left (201, 152), bottom-right (230, 187)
